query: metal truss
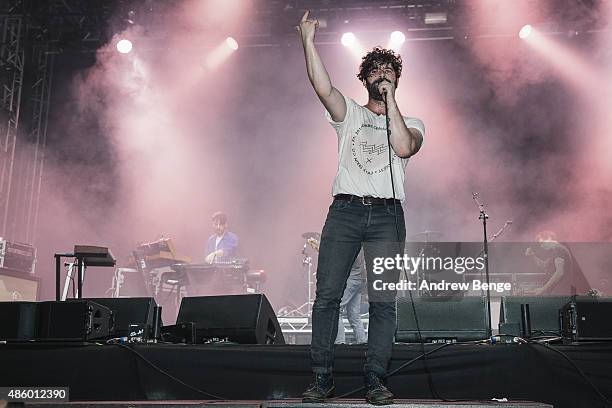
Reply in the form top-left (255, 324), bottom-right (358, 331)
top-left (0, 0), bottom-right (54, 243)
top-left (0, 0), bottom-right (123, 241)
top-left (277, 316), bottom-right (370, 344)
top-left (278, 317), bottom-right (311, 334)
top-left (12, 39), bottom-right (54, 243)
top-left (0, 11), bottom-right (25, 238)
top-left (41, 0), bottom-right (119, 53)
top-left (24, 43), bottom-right (53, 244)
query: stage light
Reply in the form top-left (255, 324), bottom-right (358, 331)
top-left (116, 39), bottom-right (133, 54)
top-left (341, 32), bottom-right (356, 47)
top-left (126, 10), bottom-right (136, 25)
top-left (388, 31), bottom-right (406, 50)
top-left (424, 12), bottom-right (447, 25)
top-left (206, 38), bottom-right (238, 69)
top-left (226, 37), bottom-right (239, 50)
top-left (519, 25), bottom-right (533, 39)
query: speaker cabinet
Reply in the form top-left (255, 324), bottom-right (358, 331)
top-left (396, 296), bottom-right (489, 342)
top-left (83, 297), bottom-right (158, 339)
top-left (38, 300), bottom-right (114, 341)
top-left (499, 296), bottom-right (571, 337)
top-left (177, 294), bottom-right (284, 344)
top-left (0, 301), bottom-right (38, 341)
top-left (562, 296), bottom-right (612, 341)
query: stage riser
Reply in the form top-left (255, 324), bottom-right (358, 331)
top-left (24, 402), bottom-right (553, 408)
top-left (1, 343), bottom-right (609, 408)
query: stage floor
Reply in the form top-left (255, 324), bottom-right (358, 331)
top-left (23, 400), bottom-right (554, 407)
top-left (1, 342), bottom-right (610, 408)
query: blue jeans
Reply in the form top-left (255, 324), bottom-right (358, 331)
top-left (310, 197), bottom-right (405, 377)
top-left (335, 275), bottom-right (367, 344)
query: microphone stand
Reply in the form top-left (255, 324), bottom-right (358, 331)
top-left (475, 220), bottom-right (513, 258)
top-left (472, 192), bottom-right (492, 338)
top-left (384, 87), bottom-right (437, 399)
top-left (491, 220), bottom-right (513, 242)
top-left (382, 90), bottom-right (402, 244)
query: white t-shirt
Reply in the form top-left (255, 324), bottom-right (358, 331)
top-left (325, 96), bottom-right (425, 202)
top-left (215, 234), bottom-right (224, 250)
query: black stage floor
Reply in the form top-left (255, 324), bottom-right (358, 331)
top-left (1, 342), bottom-right (611, 408)
top-left (22, 401), bottom-right (554, 407)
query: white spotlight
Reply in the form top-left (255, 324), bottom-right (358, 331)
top-left (519, 25), bottom-right (533, 39)
top-left (341, 32), bottom-right (356, 47)
top-left (226, 37), bottom-right (239, 51)
top-left (388, 31), bottom-right (406, 50)
top-left (116, 39), bottom-right (133, 54)
top-left (390, 31), bottom-right (405, 45)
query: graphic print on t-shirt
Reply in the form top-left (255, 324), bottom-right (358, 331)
top-left (351, 123), bottom-right (398, 175)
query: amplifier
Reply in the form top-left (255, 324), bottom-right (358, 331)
top-left (37, 300), bottom-right (114, 341)
top-left (562, 296), bottom-right (612, 342)
top-left (0, 269), bottom-right (40, 301)
top-left (0, 238), bottom-right (36, 274)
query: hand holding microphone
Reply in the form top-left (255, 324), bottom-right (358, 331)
top-left (378, 79), bottom-right (395, 102)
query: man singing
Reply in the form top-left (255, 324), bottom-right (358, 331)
top-left (298, 10), bottom-right (424, 405)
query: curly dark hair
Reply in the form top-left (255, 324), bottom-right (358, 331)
top-left (357, 47), bottom-right (403, 82)
top-left (211, 211), bottom-right (227, 225)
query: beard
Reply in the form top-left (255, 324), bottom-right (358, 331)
top-left (367, 78), bottom-right (396, 102)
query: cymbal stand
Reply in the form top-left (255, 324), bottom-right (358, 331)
top-left (305, 253), bottom-right (314, 316)
top-left (285, 244), bottom-right (315, 317)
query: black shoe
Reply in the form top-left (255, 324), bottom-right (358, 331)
top-left (364, 371), bottom-right (394, 405)
top-left (302, 373), bottom-right (335, 403)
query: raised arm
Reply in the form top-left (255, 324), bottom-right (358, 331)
top-left (298, 10), bottom-right (346, 122)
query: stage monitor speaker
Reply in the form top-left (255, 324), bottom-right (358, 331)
top-left (177, 294), bottom-right (285, 345)
top-left (396, 296), bottom-right (489, 342)
top-left (562, 296), bottom-right (612, 342)
top-left (0, 301), bottom-right (38, 341)
top-left (499, 296), bottom-right (571, 337)
top-left (83, 297), bottom-right (159, 339)
top-left (38, 300), bottom-right (114, 341)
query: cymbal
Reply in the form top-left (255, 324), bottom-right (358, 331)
top-left (409, 230), bottom-right (442, 240)
top-left (302, 232), bottom-right (321, 240)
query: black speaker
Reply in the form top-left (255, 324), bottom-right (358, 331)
top-left (396, 296), bottom-right (489, 342)
top-left (562, 296), bottom-right (612, 342)
top-left (177, 294), bottom-right (285, 344)
top-left (83, 297), bottom-right (159, 339)
top-left (38, 300), bottom-right (114, 341)
top-left (499, 296), bottom-right (571, 337)
top-left (0, 301), bottom-right (38, 341)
